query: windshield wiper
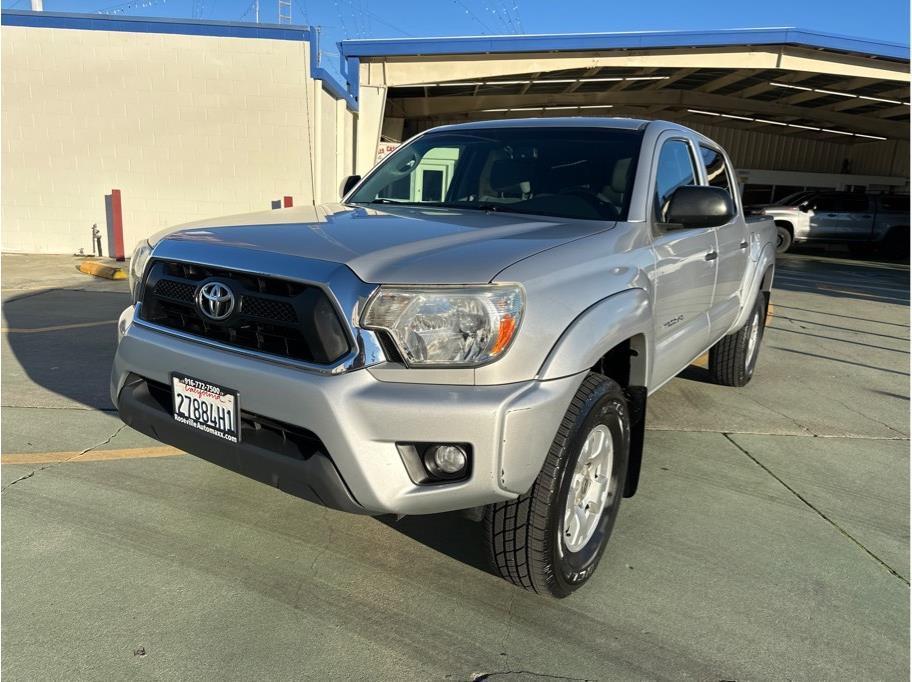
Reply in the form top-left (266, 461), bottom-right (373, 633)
top-left (356, 198), bottom-right (422, 206)
top-left (438, 202), bottom-right (544, 216)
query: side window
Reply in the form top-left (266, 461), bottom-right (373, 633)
top-left (840, 195), bottom-right (871, 213)
top-left (879, 195), bottom-right (910, 213)
top-left (700, 146), bottom-right (733, 196)
top-left (654, 139), bottom-right (698, 222)
top-left (813, 194), bottom-right (842, 212)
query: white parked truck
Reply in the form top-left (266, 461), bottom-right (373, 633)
top-left (761, 190), bottom-right (908, 254)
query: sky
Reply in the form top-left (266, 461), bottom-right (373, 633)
top-left (3, 0), bottom-right (909, 74)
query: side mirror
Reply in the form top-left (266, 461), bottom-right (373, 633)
top-left (340, 174), bottom-right (361, 199)
top-left (798, 202), bottom-right (810, 213)
top-left (664, 185), bottom-right (734, 229)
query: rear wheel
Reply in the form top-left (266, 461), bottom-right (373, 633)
top-left (485, 373), bottom-right (629, 598)
top-left (708, 294), bottom-right (766, 387)
top-left (881, 227), bottom-right (909, 260)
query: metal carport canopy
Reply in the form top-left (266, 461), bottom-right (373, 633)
top-left (338, 28), bottom-right (909, 173)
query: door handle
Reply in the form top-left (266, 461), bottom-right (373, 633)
top-left (739, 240), bottom-right (749, 249)
top-left (704, 251), bottom-right (718, 261)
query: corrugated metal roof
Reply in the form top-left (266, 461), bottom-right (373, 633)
top-left (341, 28), bottom-right (909, 62)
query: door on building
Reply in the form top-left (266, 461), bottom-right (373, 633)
top-left (410, 147), bottom-right (460, 202)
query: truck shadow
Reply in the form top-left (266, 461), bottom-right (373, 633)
top-left (2, 287), bottom-right (131, 410)
top-left (376, 512), bottom-right (494, 575)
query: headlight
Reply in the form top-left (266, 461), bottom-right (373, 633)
top-left (362, 285), bottom-right (524, 367)
top-left (128, 240), bottom-right (152, 302)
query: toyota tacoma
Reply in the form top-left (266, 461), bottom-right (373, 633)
top-left (112, 118), bottom-right (776, 598)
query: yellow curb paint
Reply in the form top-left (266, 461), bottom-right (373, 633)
top-left (78, 261), bottom-right (127, 280)
top-left (1, 319), bottom-right (118, 334)
top-left (2, 446), bottom-right (183, 465)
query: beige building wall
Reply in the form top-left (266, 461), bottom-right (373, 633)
top-left (1, 23), bottom-right (355, 254)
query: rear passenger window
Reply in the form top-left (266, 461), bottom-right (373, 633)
top-left (655, 140), bottom-right (698, 222)
top-left (700, 146), bottom-right (733, 196)
top-left (879, 195), bottom-right (910, 213)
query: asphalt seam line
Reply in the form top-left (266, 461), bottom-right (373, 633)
top-left (644, 427), bottom-right (908, 440)
top-left (722, 432), bottom-right (909, 587)
top-left (472, 671), bottom-right (594, 682)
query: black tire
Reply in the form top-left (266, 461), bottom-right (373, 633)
top-left (881, 227), bottom-right (909, 261)
top-left (484, 373), bottom-right (629, 598)
top-left (708, 293), bottom-right (766, 387)
top-left (775, 224), bottom-right (793, 254)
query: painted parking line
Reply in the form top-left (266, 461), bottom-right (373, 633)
top-left (814, 284), bottom-right (909, 302)
top-left (775, 274), bottom-right (909, 295)
top-left (2, 446), bottom-right (183, 465)
top-left (1, 319), bottom-right (118, 334)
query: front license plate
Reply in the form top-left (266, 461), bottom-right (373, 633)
top-left (171, 373), bottom-right (240, 443)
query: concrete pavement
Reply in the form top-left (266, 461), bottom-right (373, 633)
top-left (1, 250), bottom-right (908, 680)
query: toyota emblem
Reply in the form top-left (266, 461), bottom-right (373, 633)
top-left (197, 281), bottom-right (236, 321)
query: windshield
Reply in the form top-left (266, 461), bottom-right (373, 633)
top-left (348, 127), bottom-right (644, 221)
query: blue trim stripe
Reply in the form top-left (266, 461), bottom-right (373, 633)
top-left (1, 9), bottom-right (310, 41)
top-left (339, 27), bottom-right (909, 62)
top-left (1, 9), bottom-right (356, 110)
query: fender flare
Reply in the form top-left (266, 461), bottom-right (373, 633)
top-left (732, 245), bottom-right (776, 331)
top-left (535, 289), bottom-right (653, 499)
top-left (537, 288), bottom-right (653, 383)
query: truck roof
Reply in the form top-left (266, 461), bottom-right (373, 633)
top-left (430, 117), bottom-right (653, 133)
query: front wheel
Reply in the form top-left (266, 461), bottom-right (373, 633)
top-left (484, 373), bottom-right (629, 598)
top-left (776, 225), bottom-right (793, 254)
top-left (708, 293), bottom-right (767, 387)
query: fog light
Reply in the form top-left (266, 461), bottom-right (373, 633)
top-left (424, 444), bottom-right (468, 477)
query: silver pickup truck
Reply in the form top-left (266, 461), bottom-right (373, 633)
top-left (761, 190), bottom-right (909, 254)
top-left (112, 118), bottom-right (776, 598)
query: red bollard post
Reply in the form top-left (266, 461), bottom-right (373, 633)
top-left (283, 195), bottom-right (293, 208)
top-left (110, 189), bottom-right (125, 261)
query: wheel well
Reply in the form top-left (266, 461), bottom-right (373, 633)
top-left (590, 335), bottom-right (647, 388)
top-left (591, 336), bottom-right (647, 499)
top-left (592, 339), bottom-right (632, 386)
top-left (774, 220), bottom-right (794, 236)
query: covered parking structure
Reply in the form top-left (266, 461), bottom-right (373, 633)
top-left (340, 29), bottom-right (910, 202)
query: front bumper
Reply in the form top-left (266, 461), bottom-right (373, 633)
top-left (112, 306), bottom-right (584, 515)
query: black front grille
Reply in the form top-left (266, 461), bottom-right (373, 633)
top-left (139, 260), bottom-right (351, 365)
top-left (240, 295), bottom-right (297, 323)
top-left (154, 279), bottom-right (195, 302)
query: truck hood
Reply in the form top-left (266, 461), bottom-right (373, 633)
top-left (151, 203), bottom-right (615, 284)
